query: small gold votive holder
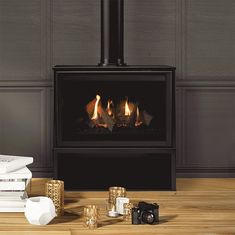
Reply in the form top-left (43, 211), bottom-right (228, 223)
top-left (123, 202), bottom-right (133, 222)
top-left (45, 180), bottom-right (64, 216)
top-left (108, 186), bottom-right (126, 206)
top-left (83, 205), bottom-right (99, 229)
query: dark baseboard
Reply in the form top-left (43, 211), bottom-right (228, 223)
top-left (29, 167), bottom-right (235, 178)
top-left (29, 167), bottom-right (53, 178)
top-left (177, 167), bottom-right (235, 177)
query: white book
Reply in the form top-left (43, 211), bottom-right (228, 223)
top-left (0, 155), bottom-right (33, 173)
top-left (0, 191), bottom-right (27, 201)
top-left (0, 207), bottom-right (25, 212)
top-left (0, 181), bottom-right (26, 191)
top-left (0, 199), bottom-right (26, 212)
top-left (0, 167), bottom-right (32, 180)
top-left (0, 199), bottom-right (26, 207)
top-left (0, 191), bottom-right (26, 198)
top-left (0, 168), bottom-right (31, 196)
top-left (0, 196), bottom-right (26, 201)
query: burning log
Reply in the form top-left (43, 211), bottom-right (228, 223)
top-left (86, 96), bottom-right (101, 120)
top-left (99, 107), bottom-right (115, 131)
top-left (142, 110), bottom-right (153, 126)
top-left (106, 99), bottom-right (115, 118)
top-left (86, 94), bottom-right (153, 131)
top-left (135, 105), bottom-right (143, 127)
top-left (86, 95), bottom-right (115, 132)
top-left (116, 98), bottom-right (135, 127)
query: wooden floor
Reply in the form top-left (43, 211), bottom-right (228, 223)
top-left (0, 178), bottom-right (235, 235)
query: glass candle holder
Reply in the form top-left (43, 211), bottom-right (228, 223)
top-left (84, 205), bottom-right (99, 229)
top-left (106, 199), bottom-right (119, 217)
top-left (45, 180), bottom-right (64, 216)
top-left (108, 186), bottom-right (126, 206)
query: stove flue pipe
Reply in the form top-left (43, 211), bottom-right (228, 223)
top-left (99, 0), bottom-right (126, 66)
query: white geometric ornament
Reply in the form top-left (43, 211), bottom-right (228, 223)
top-left (24, 196), bottom-right (56, 225)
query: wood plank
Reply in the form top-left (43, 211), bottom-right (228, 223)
top-left (177, 178), bottom-right (235, 191)
top-left (0, 232), bottom-right (70, 235)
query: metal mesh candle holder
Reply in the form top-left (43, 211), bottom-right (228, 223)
top-left (108, 186), bottom-right (126, 204)
top-left (123, 202), bottom-right (134, 222)
top-left (45, 180), bottom-right (64, 216)
top-left (83, 205), bottom-right (99, 229)
top-left (108, 186), bottom-right (126, 212)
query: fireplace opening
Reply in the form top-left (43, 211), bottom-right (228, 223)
top-left (55, 68), bottom-right (173, 148)
top-left (59, 75), bottom-right (168, 143)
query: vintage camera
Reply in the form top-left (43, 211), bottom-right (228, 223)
top-left (132, 201), bottom-right (159, 225)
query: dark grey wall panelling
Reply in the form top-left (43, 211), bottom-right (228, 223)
top-left (125, 0), bottom-right (176, 66)
top-left (0, 0), bottom-right (234, 177)
top-left (176, 0), bottom-right (235, 177)
top-left (0, 88), bottom-right (52, 175)
top-left (0, 0), bottom-right (52, 176)
top-left (185, 0), bottom-right (235, 78)
top-left (177, 88), bottom-right (235, 176)
top-left (185, 89), bottom-right (235, 166)
top-left (0, 0), bottom-right (51, 81)
top-left (53, 0), bottom-right (100, 65)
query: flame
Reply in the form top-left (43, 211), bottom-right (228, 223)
top-left (124, 98), bottom-right (131, 116)
top-left (135, 106), bottom-right (143, 126)
top-left (91, 95), bottom-right (101, 120)
top-left (106, 99), bottom-right (113, 116)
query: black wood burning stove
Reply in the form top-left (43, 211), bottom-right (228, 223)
top-left (53, 0), bottom-right (176, 190)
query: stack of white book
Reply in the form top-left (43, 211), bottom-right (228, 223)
top-left (0, 155), bottom-right (33, 212)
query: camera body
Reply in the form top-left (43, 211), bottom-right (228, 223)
top-left (132, 201), bottom-right (159, 225)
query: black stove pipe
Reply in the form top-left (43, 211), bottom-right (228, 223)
top-left (99, 0), bottom-right (126, 66)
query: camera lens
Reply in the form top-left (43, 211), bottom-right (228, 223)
top-left (141, 212), bottom-right (155, 224)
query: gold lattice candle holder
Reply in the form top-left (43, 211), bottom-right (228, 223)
top-left (83, 205), bottom-right (99, 229)
top-left (123, 202), bottom-right (133, 222)
top-left (108, 186), bottom-right (126, 205)
top-left (45, 180), bottom-right (64, 216)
